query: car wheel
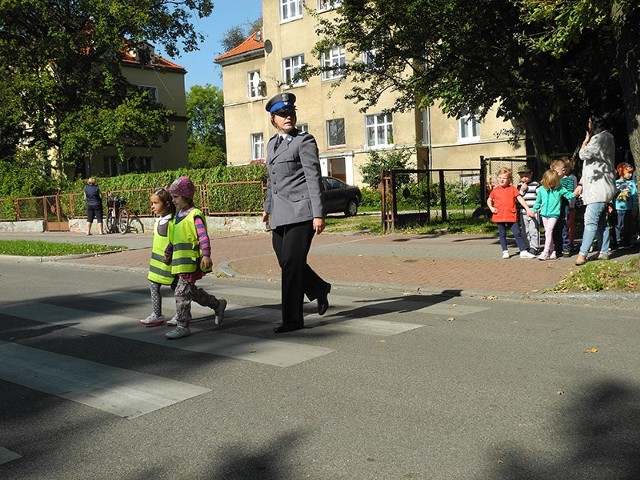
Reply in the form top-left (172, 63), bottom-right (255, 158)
top-left (344, 199), bottom-right (358, 217)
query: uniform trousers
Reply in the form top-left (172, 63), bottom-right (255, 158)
top-left (271, 221), bottom-right (330, 326)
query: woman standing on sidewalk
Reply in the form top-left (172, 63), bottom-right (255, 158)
top-left (261, 93), bottom-right (331, 333)
top-left (574, 114), bottom-right (616, 266)
top-left (84, 178), bottom-right (104, 236)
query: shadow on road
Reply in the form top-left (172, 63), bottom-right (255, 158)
top-left (489, 380), bottom-right (640, 479)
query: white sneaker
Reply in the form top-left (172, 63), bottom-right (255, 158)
top-left (214, 299), bottom-right (227, 326)
top-left (519, 250), bottom-right (536, 259)
top-left (165, 325), bottom-right (191, 339)
top-left (166, 315), bottom-right (178, 327)
top-left (502, 250), bottom-right (510, 259)
top-left (139, 314), bottom-right (165, 327)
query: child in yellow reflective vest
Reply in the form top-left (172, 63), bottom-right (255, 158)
top-left (163, 176), bottom-right (227, 339)
top-left (140, 188), bottom-right (177, 327)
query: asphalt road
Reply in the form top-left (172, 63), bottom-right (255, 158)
top-left (1, 260), bottom-right (640, 479)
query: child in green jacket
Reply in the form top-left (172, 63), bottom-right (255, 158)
top-left (532, 169), bottom-right (575, 261)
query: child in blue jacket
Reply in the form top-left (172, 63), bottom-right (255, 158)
top-left (612, 162), bottom-right (638, 248)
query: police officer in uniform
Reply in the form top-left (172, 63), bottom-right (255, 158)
top-left (262, 93), bottom-right (331, 333)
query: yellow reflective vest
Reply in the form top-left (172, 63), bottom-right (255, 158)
top-left (170, 208), bottom-right (212, 275)
top-left (148, 216), bottom-right (174, 285)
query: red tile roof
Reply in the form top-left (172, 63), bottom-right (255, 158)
top-left (120, 42), bottom-right (186, 73)
top-left (215, 29), bottom-right (264, 62)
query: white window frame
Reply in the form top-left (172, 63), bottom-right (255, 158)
top-left (281, 0), bottom-right (303, 22)
top-left (458, 111), bottom-right (480, 143)
top-left (282, 54), bottom-right (305, 86)
top-left (321, 46), bottom-right (346, 81)
top-left (247, 70), bottom-right (262, 99)
top-left (318, 0), bottom-right (342, 12)
top-left (297, 123), bottom-right (309, 133)
top-left (251, 133), bottom-right (264, 161)
top-left (365, 113), bottom-right (393, 149)
top-left (326, 118), bottom-right (346, 147)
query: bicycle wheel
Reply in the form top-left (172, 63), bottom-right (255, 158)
top-left (117, 208), bottom-right (130, 234)
top-left (106, 210), bottom-right (116, 233)
top-left (128, 215), bottom-right (144, 234)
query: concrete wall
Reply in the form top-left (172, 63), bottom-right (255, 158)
top-left (0, 217), bottom-right (268, 234)
top-left (0, 221), bottom-right (45, 233)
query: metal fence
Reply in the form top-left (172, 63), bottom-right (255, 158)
top-left (0, 181), bottom-right (266, 228)
top-left (381, 168), bottom-right (483, 232)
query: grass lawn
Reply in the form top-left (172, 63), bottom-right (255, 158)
top-left (0, 240), bottom-right (126, 256)
top-left (549, 255), bottom-right (640, 293)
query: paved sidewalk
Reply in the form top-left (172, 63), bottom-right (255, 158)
top-left (0, 230), bottom-right (592, 296)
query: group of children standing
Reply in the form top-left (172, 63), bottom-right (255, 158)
top-left (488, 157), bottom-right (638, 260)
top-left (140, 176), bottom-right (227, 340)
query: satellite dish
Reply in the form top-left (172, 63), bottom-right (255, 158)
top-left (264, 39), bottom-right (273, 54)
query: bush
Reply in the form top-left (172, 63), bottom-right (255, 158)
top-left (0, 160), bottom-right (58, 198)
top-left (360, 148), bottom-right (412, 189)
top-left (360, 187), bottom-right (381, 208)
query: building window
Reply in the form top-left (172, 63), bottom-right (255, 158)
top-left (282, 54), bottom-right (305, 86)
top-left (362, 49), bottom-right (376, 65)
top-left (297, 123), bottom-right (308, 133)
top-left (251, 133), bottom-right (264, 161)
top-left (365, 113), bottom-right (393, 148)
top-left (318, 0), bottom-right (342, 12)
top-left (248, 70), bottom-right (263, 99)
top-left (139, 85), bottom-right (158, 102)
top-left (321, 46), bottom-right (346, 81)
top-left (104, 156), bottom-right (152, 176)
top-left (327, 118), bottom-right (346, 147)
top-left (458, 110), bottom-right (480, 142)
top-left (281, 0), bottom-right (303, 21)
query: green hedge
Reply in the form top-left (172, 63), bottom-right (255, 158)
top-left (1, 164), bottom-right (269, 220)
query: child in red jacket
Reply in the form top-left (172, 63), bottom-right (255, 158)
top-left (487, 167), bottom-right (536, 259)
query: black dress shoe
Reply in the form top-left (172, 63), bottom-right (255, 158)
top-left (317, 284), bottom-right (331, 316)
top-left (273, 323), bottom-right (304, 333)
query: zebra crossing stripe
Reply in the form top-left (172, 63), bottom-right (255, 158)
top-left (0, 446), bottom-right (21, 465)
top-left (0, 340), bottom-right (210, 419)
top-left (88, 290), bottom-right (425, 336)
top-left (313, 318), bottom-right (422, 336)
top-left (0, 303), bottom-right (334, 367)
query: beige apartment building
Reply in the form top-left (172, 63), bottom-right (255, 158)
top-left (215, 0), bottom-right (525, 186)
top-left (88, 42), bottom-right (189, 177)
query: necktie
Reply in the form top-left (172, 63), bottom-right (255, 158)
top-left (274, 135), bottom-right (283, 150)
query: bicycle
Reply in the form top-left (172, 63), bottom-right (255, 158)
top-left (106, 195), bottom-right (144, 234)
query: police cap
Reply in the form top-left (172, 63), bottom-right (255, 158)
top-left (265, 93), bottom-right (296, 114)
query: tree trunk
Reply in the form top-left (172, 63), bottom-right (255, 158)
top-left (521, 110), bottom-right (551, 174)
top-left (613, 4), bottom-right (640, 164)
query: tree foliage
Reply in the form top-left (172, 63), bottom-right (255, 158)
top-left (0, 0), bottom-right (213, 180)
top-left (220, 17), bottom-right (263, 52)
top-left (186, 84), bottom-right (226, 168)
top-left (307, 0), bottom-right (636, 165)
top-left (516, 0), bottom-right (640, 163)
top-left (360, 148), bottom-right (412, 189)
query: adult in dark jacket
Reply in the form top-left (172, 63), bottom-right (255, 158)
top-left (261, 93), bottom-right (331, 333)
top-left (84, 177), bottom-right (104, 235)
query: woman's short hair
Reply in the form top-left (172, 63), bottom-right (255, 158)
top-left (87, 177), bottom-right (97, 185)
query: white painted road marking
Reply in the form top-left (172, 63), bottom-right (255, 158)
top-left (0, 341), bottom-right (210, 419)
top-left (0, 303), bottom-right (334, 367)
top-left (0, 446), bottom-right (21, 465)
